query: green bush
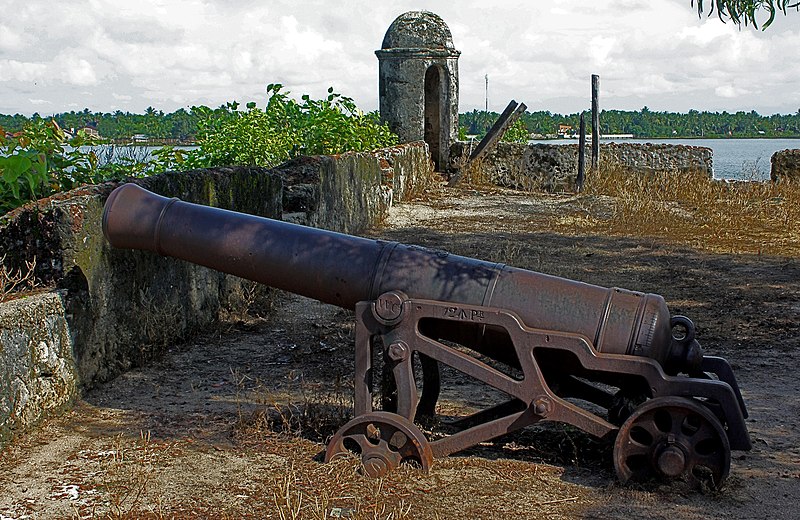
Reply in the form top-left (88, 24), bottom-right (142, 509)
top-left (0, 119), bottom-right (187, 214)
top-left (186, 84), bottom-right (398, 168)
top-left (0, 120), bottom-right (102, 213)
top-left (1, 86), bottom-right (397, 214)
top-left (501, 119), bottom-right (531, 144)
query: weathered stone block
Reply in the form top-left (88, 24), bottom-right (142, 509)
top-left (0, 292), bottom-right (77, 447)
top-left (274, 142), bottom-right (434, 231)
top-left (770, 149), bottom-right (800, 182)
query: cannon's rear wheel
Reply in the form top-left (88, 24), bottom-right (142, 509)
top-left (613, 396), bottom-right (730, 490)
top-left (325, 412), bottom-right (433, 478)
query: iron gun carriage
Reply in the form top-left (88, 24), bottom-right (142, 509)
top-left (103, 183), bottom-right (750, 488)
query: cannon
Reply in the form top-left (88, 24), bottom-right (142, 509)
top-left (103, 183), bottom-right (750, 488)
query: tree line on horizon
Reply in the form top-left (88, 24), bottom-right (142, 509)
top-left (460, 108), bottom-right (800, 139)
top-left (2, 105), bottom-right (800, 142)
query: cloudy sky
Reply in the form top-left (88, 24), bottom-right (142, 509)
top-left (1, 0), bottom-right (799, 116)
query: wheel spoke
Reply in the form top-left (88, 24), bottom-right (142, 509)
top-left (362, 440), bottom-right (403, 466)
top-left (669, 409), bottom-right (689, 436)
top-left (621, 439), bottom-right (652, 458)
top-left (688, 421), bottom-right (718, 443)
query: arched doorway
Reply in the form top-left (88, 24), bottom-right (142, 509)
top-left (424, 65), bottom-right (443, 170)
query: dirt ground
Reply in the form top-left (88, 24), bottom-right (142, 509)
top-left (1, 187), bottom-right (798, 519)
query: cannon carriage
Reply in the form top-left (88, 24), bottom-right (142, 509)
top-left (103, 183), bottom-right (750, 488)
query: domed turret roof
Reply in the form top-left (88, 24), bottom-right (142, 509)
top-left (381, 11), bottom-right (455, 50)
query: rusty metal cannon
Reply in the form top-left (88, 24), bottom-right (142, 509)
top-left (103, 183), bottom-right (750, 488)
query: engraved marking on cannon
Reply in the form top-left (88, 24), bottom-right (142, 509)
top-left (443, 306), bottom-right (485, 322)
top-left (373, 291), bottom-right (408, 325)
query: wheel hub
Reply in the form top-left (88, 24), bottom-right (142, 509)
top-left (363, 454), bottom-right (391, 478)
top-left (657, 445), bottom-right (687, 477)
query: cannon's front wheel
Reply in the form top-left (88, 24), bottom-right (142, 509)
top-left (613, 396), bottom-right (730, 490)
top-left (325, 412), bottom-right (433, 478)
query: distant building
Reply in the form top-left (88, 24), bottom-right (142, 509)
top-left (80, 126), bottom-right (100, 139)
top-left (132, 134), bottom-right (149, 143)
top-left (557, 124), bottom-right (573, 138)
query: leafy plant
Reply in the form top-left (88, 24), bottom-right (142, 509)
top-left (1, 86), bottom-right (397, 214)
top-left (0, 120), bottom-right (100, 213)
top-left (0, 119), bottom-right (187, 214)
top-left (187, 85), bottom-right (398, 169)
top-left (502, 120), bottom-right (531, 144)
top-left (692, 0), bottom-right (800, 29)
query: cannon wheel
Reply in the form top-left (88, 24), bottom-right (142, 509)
top-left (325, 411), bottom-right (433, 478)
top-left (614, 396), bottom-right (730, 490)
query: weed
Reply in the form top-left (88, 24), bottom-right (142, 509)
top-left (222, 280), bottom-right (276, 323)
top-left (100, 431), bottom-right (156, 520)
top-left (136, 288), bottom-right (183, 363)
top-left (268, 459), bottom-right (414, 520)
top-left (235, 370), bottom-right (353, 444)
top-left (451, 144), bottom-right (492, 188)
top-left (0, 254), bottom-right (38, 302)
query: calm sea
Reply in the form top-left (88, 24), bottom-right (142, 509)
top-left (530, 138), bottom-right (800, 181)
top-left (96, 139), bottom-right (799, 181)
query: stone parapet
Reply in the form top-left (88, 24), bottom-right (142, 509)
top-left (1, 167), bottom-right (283, 395)
top-left (451, 141), bottom-right (713, 192)
top-left (279, 142), bottom-right (434, 231)
top-left (0, 143), bottom-right (433, 449)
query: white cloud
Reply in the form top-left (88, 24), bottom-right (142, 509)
top-left (0, 59), bottom-right (47, 82)
top-left (715, 84), bottom-right (751, 98)
top-left (0, 24), bottom-right (27, 51)
top-left (0, 0), bottom-right (799, 115)
top-left (59, 57), bottom-right (99, 86)
top-left (587, 36), bottom-right (617, 68)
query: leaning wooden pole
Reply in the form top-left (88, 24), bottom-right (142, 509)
top-left (448, 100), bottom-right (527, 187)
top-left (591, 74), bottom-right (600, 170)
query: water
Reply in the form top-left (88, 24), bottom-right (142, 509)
top-left (80, 145), bottom-right (196, 165)
top-left (529, 138), bottom-right (800, 181)
top-left (65, 140), bottom-right (800, 181)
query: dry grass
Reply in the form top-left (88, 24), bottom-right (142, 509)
top-left (231, 370), bottom-right (353, 444)
top-left (562, 165), bottom-right (800, 256)
top-left (267, 459), bottom-right (415, 520)
top-left (0, 254), bottom-right (38, 303)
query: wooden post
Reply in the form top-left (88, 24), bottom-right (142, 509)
top-left (577, 112), bottom-right (586, 192)
top-left (448, 100), bottom-right (527, 187)
top-left (591, 74), bottom-right (600, 170)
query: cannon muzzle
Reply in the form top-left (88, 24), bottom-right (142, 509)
top-left (103, 183), bottom-right (702, 374)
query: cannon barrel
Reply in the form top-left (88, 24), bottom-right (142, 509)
top-left (103, 183), bottom-right (702, 373)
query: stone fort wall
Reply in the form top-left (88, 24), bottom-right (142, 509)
top-left (0, 142), bottom-right (433, 449)
top-left (451, 141), bottom-right (714, 191)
